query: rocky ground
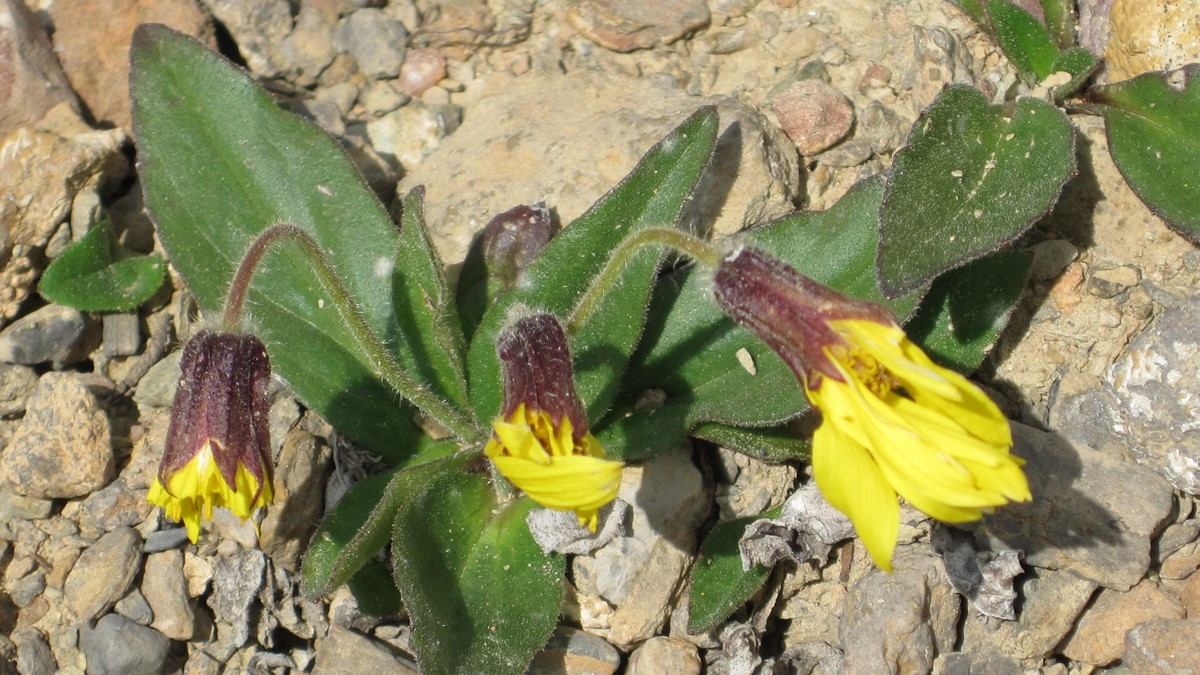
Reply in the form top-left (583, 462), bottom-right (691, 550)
top-left (1, 0), bottom-right (1199, 673)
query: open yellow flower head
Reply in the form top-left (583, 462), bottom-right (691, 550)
top-left (714, 246), bottom-right (1031, 571)
top-left (486, 313), bottom-right (623, 531)
top-left (147, 330), bottom-right (274, 543)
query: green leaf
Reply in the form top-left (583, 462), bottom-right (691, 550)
top-left (692, 422), bottom-right (810, 464)
top-left (906, 251), bottom-right (1032, 372)
top-left (990, 0), bottom-right (1059, 81)
top-left (301, 448), bottom-right (462, 601)
top-left (878, 86), bottom-right (1074, 297)
top-left (1049, 48), bottom-right (1099, 102)
top-left (392, 187), bottom-right (470, 408)
top-left (609, 177), bottom-right (921, 447)
top-left (466, 108), bottom-right (719, 425)
top-left (1094, 65), bottom-right (1200, 245)
top-left (688, 505), bottom-right (783, 634)
top-left (38, 219), bottom-right (166, 311)
top-left (1040, 0), bottom-right (1076, 47)
top-left (346, 557), bottom-right (405, 617)
top-left (131, 25), bottom-right (421, 460)
top-left (948, 0), bottom-right (985, 23)
top-left (392, 468), bottom-right (564, 675)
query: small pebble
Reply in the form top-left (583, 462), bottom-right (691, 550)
top-left (143, 528), bottom-right (191, 553)
top-left (332, 9), bottom-right (408, 80)
top-left (114, 588), bottom-right (155, 626)
top-left (64, 527), bottom-right (142, 623)
top-left (773, 80), bottom-right (855, 155)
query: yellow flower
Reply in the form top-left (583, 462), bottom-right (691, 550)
top-left (147, 330), bottom-right (274, 543)
top-left (804, 319), bottom-right (1031, 570)
top-left (713, 246), bottom-right (1031, 570)
top-left (486, 312), bottom-right (623, 531)
top-left (486, 404), bottom-right (622, 531)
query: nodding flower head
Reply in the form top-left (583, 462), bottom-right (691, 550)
top-left (484, 312), bottom-right (623, 532)
top-left (713, 246), bottom-right (1031, 570)
top-left (147, 330), bottom-right (274, 543)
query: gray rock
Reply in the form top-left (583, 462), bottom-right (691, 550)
top-left (840, 555), bottom-right (960, 674)
top-left (208, 548), bottom-right (267, 647)
top-left (200, 0), bottom-right (292, 77)
top-left (0, 488), bottom-right (53, 521)
top-left (909, 25), bottom-right (977, 114)
top-left (143, 528), bottom-right (191, 553)
top-left (528, 500), bottom-right (628, 556)
top-left (960, 568), bottom-right (1097, 660)
top-left (1, 372), bottom-right (114, 499)
top-left (566, 0), bottom-right (709, 52)
top-left (402, 71), bottom-right (799, 267)
top-left (815, 138), bottom-right (873, 168)
top-left (80, 614), bottom-right (171, 675)
top-left (76, 479), bottom-right (154, 539)
top-left (1029, 239), bottom-right (1079, 282)
top-left (11, 627), bottom-right (56, 675)
top-left (0, 304), bottom-right (85, 365)
top-left (933, 651), bottom-right (1023, 675)
top-left (0, 363), bottom-right (37, 417)
top-left (275, 0), bottom-right (338, 87)
top-left (332, 8), bottom-right (408, 79)
top-left (972, 423), bottom-right (1174, 590)
top-left (132, 349), bottom-right (182, 411)
top-left (859, 101), bottom-right (905, 155)
top-left (64, 527), bottom-right (143, 623)
top-left (531, 626), bottom-right (621, 674)
top-left (779, 641), bottom-right (843, 675)
top-left (312, 626), bottom-right (416, 674)
top-left (113, 588), bottom-right (155, 626)
top-left (143, 550), bottom-right (195, 640)
top-left (1052, 300), bottom-right (1200, 494)
top-left (1123, 618), bottom-right (1200, 674)
top-left (8, 570), bottom-right (45, 607)
top-left (715, 450), bottom-right (795, 520)
top-left (101, 312), bottom-right (142, 357)
top-left (626, 636), bottom-right (701, 675)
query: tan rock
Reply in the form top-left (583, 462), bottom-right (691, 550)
top-left (142, 550), bottom-right (195, 640)
top-left (1106, 0), bottom-right (1200, 82)
top-left (63, 527), bottom-right (142, 623)
top-left (626, 636), bottom-right (701, 675)
top-left (1062, 580), bottom-right (1186, 666)
top-left (0, 0), bottom-right (79, 137)
top-left (49, 0), bottom-right (214, 129)
top-left (259, 427), bottom-right (333, 572)
top-left (1123, 618), bottom-right (1200, 674)
top-left (567, 0), bottom-right (710, 53)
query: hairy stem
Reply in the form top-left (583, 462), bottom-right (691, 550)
top-left (223, 224), bottom-right (481, 440)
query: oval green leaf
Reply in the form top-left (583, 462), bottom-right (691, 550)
top-left (1094, 65), bottom-right (1200, 245)
top-left (990, 0), bottom-right (1059, 81)
top-left (392, 469), bottom-right (564, 675)
top-left (688, 505), bottom-right (783, 634)
top-left (131, 25), bottom-right (429, 459)
top-left (878, 85), bottom-right (1074, 298)
top-left (38, 220), bottom-right (166, 311)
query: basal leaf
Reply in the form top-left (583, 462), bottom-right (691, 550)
top-left (878, 86), bottom-right (1074, 297)
top-left (392, 468), bottom-right (564, 674)
top-left (990, 0), bottom-right (1059, 81)
top-left (692, 422), bottom-right (810, 464)
top-left (1040, 0), bottom-right (1076, 48)
top-left (1094, 65), bottom-right (1200, 245)
top-left (688, 505), bottom-right (783, 634)
top-left (906, 250), bottom-right (1032, 372)
top-left (38, 219), bottom-right (166, 311)
top-left (131, 25), bottom-right (421, 459)
top-left (948, 0), bottom-right (985, 23)
top-left (466, 108), bottom-right (719, 426)
top-left (392, 187), bottom-right (471, 409)
top-left (1050, 48), bottom-right (1099, 102)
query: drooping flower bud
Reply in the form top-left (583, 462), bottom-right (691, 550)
top-left (714, 246), bottom-right (1030, 570)
top-left (147, 330), bottom-right (274, 543)
top-left (484, 312), bottom-right (623, 531)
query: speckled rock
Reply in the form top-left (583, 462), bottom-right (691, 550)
top-left (1123, 618), bottom-right (1200, 674)
top-left (11, 627), bottom-right (55, 675)
top-left (0, 304), bottom-right (86, 366)
top-left (840, 554), bottom-right (959, 673)
top-left (199, 0), bottom-right (290, 78)
top-left (332, 8), bottom-right (408, 80)
top-left (1061, 580), bottom-right (1186, 666)
top-left (0, 105), bottom-right (126, 326)
top-left (626, 636), bottom-right (701, 675)
top-left (402, 71), bottom-right (799, 267)
top-left (64, 527), bottom-right (143, 623)
top-left (312, 626), bottom-right (416, 674)
top-left (567, 0), bottom-right (710, 53)
top-left (0, 372), bottom-right (114, 499)
top-left (1105, 0), bottom-right (1200, 81)
top-left (0, 363), bottom-right (38, 417)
